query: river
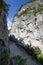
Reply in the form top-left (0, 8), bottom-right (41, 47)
top-left (9, 41), bottom-right (41, 65)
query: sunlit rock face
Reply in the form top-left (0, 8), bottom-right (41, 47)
top-left (11, 0), bottom-right (43, 48)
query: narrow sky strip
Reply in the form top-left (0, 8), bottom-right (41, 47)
top-left (6, 0), bottom-right (30, 29)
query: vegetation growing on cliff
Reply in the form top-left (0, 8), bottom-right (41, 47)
top-left (1, 49), bottom-right (9, 65)
top-left (18, 0), bottom-right (37, 12)
top-left (17, 3), bottom-right (43, 18)
top-left (17, 8), bottom-right (31, 17)
top-left (31, 0), bottom-right (37, 2)
top-left (0, 0), bottom-right (9, 14)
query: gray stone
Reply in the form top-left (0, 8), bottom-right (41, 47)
top-left (0, 9), bottom-right (9, 65)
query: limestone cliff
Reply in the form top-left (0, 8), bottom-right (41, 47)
top-left (11, 0), bottom-right (43, 47)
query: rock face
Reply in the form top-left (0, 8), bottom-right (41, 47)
top-left (0, 10), bottom-right (9, 47)
top-left (11, 0), bottom-right (43, 48)
top-left (0, 9), bottom-right (9, 65)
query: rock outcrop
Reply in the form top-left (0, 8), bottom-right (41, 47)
top-left (0, 1), bottom-right (9, 65)
top-left (11, 0), bottom-right (43, 48)
top-left (0, 10), bottom-right (9, 47)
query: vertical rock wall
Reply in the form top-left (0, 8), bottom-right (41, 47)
top-left (0, 10), bottom-right (9, 65)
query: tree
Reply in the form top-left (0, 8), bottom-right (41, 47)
top-left (0, 0), bottom-right (9, 14)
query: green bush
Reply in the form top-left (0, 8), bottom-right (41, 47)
top-left (32, 47), bottom-right (43, 64)
top-left (37, 54), bottom-right (43, 60)
top-left (12, 55), bottom-right (27, 65)
top-left (24, 45), bottom-right (32, 55)
top-left (25, 46), bottom-right (41, 56)
top-left (32, 46), bottom-right (41, 55)
top-left (1, 49), bottom-right (9, 65)
top-left (2, 49), bottom-right (9, 59)
top-left (24, 45), bottom-right (43, 64)
top-left (36, 54), bottom-right (43, 64)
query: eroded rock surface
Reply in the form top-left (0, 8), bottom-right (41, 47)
top-left (10, 0), bottom-right (43, 53)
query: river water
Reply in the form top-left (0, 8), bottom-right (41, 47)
top-left (9, 41), bottom-right (41, 65)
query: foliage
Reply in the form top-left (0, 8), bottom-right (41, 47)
top-left (19, 38), bottom-right (24, 44)
top-left (17, 3), bottom-right (43, 18)
top-left (32, 46), bottom-right (41, 55)
top-left (24, 45), bottom-right (41, 56)
top-left (1, 49), bottom-right (9, 65)
top-left (2, 49), bottom-right (8, 59)
top-left (38, 4), bottom-right (43, 13)
top-left (24, 45), bottom-right (43, 64)
top-left (9, 35), bottom-right (18, 43)
top-left (30, 0), bottom-right (37, 2)
top-left (12, 55), bottom-right (27, 65)
top-left (37, 54), bottom-right (43, 60)
top-left (17, 8), bottom-right (32, 17)
top-left (0, 0), bottom-right (9, 14)
top-left (32, 4), bottom-right (43, 14)
top-left (36, 54), bottom-right (43, 64)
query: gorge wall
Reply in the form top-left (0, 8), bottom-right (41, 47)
top-left (10, 0), bottom-right (43, 47)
